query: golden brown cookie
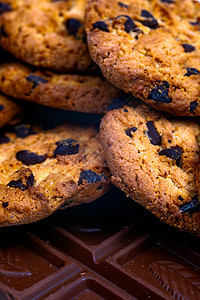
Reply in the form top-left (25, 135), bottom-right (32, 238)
top-left (0, 62), bottom-right (121, 114)
top-left (0, 122), bottom-right (111, 227)
top-left (0, 93), bottom-right (21, 127)
top-left (85, 0), bottom-right (200, 116)
top-left (100, 96), bottom-right (200, 236)
top-left (0, 0), bottom-right (94, 71)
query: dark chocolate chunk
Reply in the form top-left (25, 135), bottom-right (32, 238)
top-left (7, 179), bottom-right (27, 191)
top-left (182, 44), bottom-right (195, 53)
top-left (0, 104), bottom-right (4, 111)
top-left (190, 101), bottom-right (198, 113)
top-left (118, 2), bottom-right (128, 8)
top-left (14, 125), bottom-right (35, 138)
top-left (16, 150), bottom-right (46, 165)
top-left (159, 146), bottom-right (182, 166)
top-left (2, 201), bottom-right (8, 208)
top-left (125, 127), bottom-right (137, 137)
top-left (160, 0), bottom-right (174, 3)
top-left (0, 25), bottom-right (8, 37)
top-left (66, 18), bottom-right (83, 36)
top-left (78, 170), bottom-right (106, 185)
top-left (0, 2), bottom-right (12, 14)
top-left (146, 121), bottom-right (161, 145)
top-left (140, 10), bottom-right (158, 29)
top-left (92, 21), bottom-right (109, 32)
top-left (26, 75), bottom-right (48, 88)
top-left (115, 15), bottom-right (136, 33)
top-left (179, 196), bottom-right (200, 214)
top-left (7, 172), bottom-right (34, 191)
top-left (190, 20), bottom-right (200, 26)
top-left (178, 195), bottom-right (183, 200)
top-left (0, 135), bottom-right (9, 144)
top-left (184, 68), bottom-right (200, 77)
top-left (54, 139), bottom-right (79, 156)
top-left (148, 81), bottom-right (172, 103)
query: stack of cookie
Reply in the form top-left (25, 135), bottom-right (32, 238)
top-left (0, 0), bottom-right (200, 237)
top-left (84, 0), bottom-right (200, 236)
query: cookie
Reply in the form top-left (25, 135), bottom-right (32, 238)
top-left (0, 62), bottom-right (121, 114)
top-left (0, 0), bottom-right (94, 71)
top-left (85, 0), bottom-right (200, 116)
top-left (0, 93), bottom-right (21, 128)
top-left (100, 96), bottom-right (200, 235)
top-left (0, 123), bottom-right (111, 227)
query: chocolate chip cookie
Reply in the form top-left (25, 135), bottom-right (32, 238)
top-left (0, 0), bottom-right (94, 71)
top-left (0, 123), bottom-right (111, 227)
top-left (0, 93), bottom-right (21, 128)
top-left (100, 96), bottom-right (200, 235)
top-left (0, 62), bottom-right (121, 114)
top-left (85, 0), bottom-right (200, 116)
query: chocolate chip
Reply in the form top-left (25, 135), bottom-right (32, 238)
top-left (140, 10), bottom-right (158, 29)
top-left (125, 127), bottom-right (137, 137)
top-left (54, 139), bottom-right (79, 156)
top-left (190, 101), bottom-right (198, 113)
top-left (26, 75), bottom-right (48, 88)
top-left (178, 195), bottom-right (183, 200)
top-left (148, 81), bottom-right (172, 103)
top-left (0, 104), bottom-right (4, 111)
top-left (184, 68), bottom-right (200, 77)
top-left (2, 202), bottom-right (8, 208)
top-left (0, 25), bottom-right (8, 37)
top-left (159, 146), bottom-right (182, 166)
top-left (93, 21), bottom-right (109, 32)
top-left (16, 150), bottom-right (46, 165)
top-left (190, 20), bottom-right (200, 26)
top-left (182, 43), bottom-right (195, 53)
top-left (0, 135), bottom-right (9, 144)
top-left (7, 179), bottom-right (27, 191)
top-left (66, 18), bottom-right (83, 37)
top-left (118, 2), bottom-right (129, 8)
top-left (115, 15), bottom-right (136, 32)
top-left (0, 2), bottom-right (12, 14)
top-left (179, 196), bottom-right (200, 214)
top-left (7, 171), bottom-right (34, 191)
top-left (146, 121), bottom-right (161, 145)
top-left (78, 170), bottom-right (106, 185)
top-left (14, 125), bottom-right (35, 138)
top-left (160, 0), bottom-right (174, 3)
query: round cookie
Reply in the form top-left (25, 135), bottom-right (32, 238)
top-left (100, 97), bottom-right (200, 236)
top-left (0, 62), bottom-right (121, 114)
top-left (85, 0), bottom-right (200, 116)
top-left (0, 93), bottom-right (21, 128)
top-left (0, 123), bottom-right (111, 227)
top-left (0, 0), bottom-right (94, 71)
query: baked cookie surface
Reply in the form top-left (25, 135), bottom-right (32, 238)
top-left (85, 0), bottom-right (200, 116)
top-left (0, 62), bottom-right (121, 114)
top-left (0, 0), bottom-right (94, 71)
top-left (0, 123), bottom-right (111, 227)
top-left (100, 97), bottom-right (200, 235)
top-left (0, 93), bottom-right (21, 127)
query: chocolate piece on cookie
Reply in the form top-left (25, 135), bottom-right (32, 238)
top-left (0, 123), bottom-right (111, 227)
top-left (85, 0), bottom-right (200, 116)
top-left (100, 97), bottom-right (200, 235)
top-left (0, 0), bottom-right (94, 71)
top-left (0, 62), bottom-right (121, 114)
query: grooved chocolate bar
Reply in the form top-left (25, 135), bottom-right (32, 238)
top-left (0, 188), bottom-right (200, 299)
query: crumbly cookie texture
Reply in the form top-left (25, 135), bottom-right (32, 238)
top-left (0, 0), bottom-right (94, 71)
top-left (0, 123), bottom-right (111, 227)
top-left (85, 0), bottom-right (200, 116)
top-left (0, 93), bottom-right (21, 127)
top-left (0, 62), bottom-right (121, 114)
top-left (100, 97), bottom-right (200, 235)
